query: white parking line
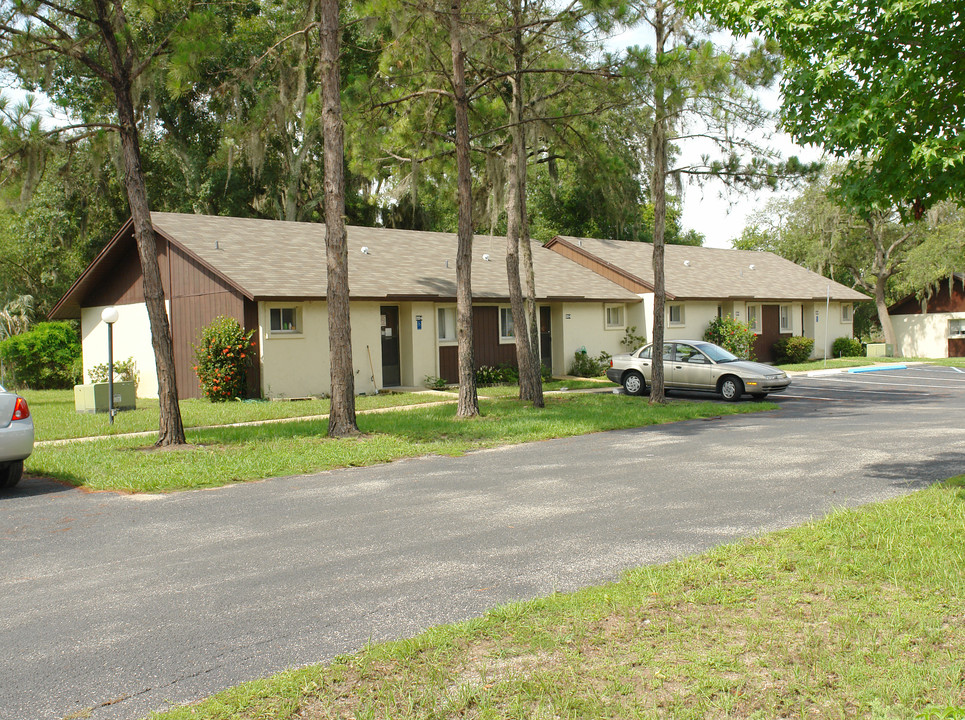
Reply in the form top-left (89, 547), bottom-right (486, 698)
top-left (788, 384), bottom-right (914, 396)
top-left (952, 366), bottom-right (965, 374)
top-left (803, 376), bottom-right (961, 391)
top-left (779, 393), bottom-right (839, 402)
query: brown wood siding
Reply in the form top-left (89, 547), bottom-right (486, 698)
top-left (244, 300), bottom-right (261, 397)
top-left (752, 304), bottom-right (781, 362)
top-left (547, 242), bottom-right (650, 293)
top-left (168, 244), bottom-right (249, 400)
top-left (85, 235), bottom-right (171, 307)
top-left (437, 306), bottom-right (517, 383)
top-left (892, 277), bottom-right (965, 315)
top-left (949, 338), bottom-right (965, 358)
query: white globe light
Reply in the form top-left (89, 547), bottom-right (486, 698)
top-left (101, 307), bottom-right (119, 324)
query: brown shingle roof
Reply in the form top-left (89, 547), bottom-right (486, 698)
top-left (150, 213), bottom-right (640, 302)
top-left (547, 236), bottom-right (869, 302)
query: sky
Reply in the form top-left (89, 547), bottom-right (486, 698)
top-left (606, 24), bottom-right (825, 250)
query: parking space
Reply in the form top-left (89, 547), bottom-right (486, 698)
top-left (775, 363), bottom-right (965, 406)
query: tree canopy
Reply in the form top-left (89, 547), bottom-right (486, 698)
top-left (705, 0), bottom-right (965, 218)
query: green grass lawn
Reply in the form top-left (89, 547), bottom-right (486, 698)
top-left (27, 394), bottom-right (772, 493)
top-left (22, 389), bottom-right (452, 442)
top-left (144, 477), bottom-right (965, 720)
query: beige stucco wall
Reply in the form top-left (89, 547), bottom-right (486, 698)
top-left (81, 303), bottom-right (166, 398)
top-left (258, 301), bottom-right (386, 398)
top-left (556, 302), bottom-right (635, 371)
top-left (893, 312), bottom-right (965, 358)
top-left (807, 301), bottom-right (855, 358)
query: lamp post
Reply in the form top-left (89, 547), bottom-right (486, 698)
top-left (101, 306), bottom-right (119, 425)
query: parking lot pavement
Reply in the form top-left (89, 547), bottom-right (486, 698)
top-left (3, 362), bottom-right (964, 720)
top-left (774, 364), bottom-right (965, 404)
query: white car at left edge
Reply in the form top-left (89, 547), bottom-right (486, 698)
top-left (0, 385), bottom-right (34, 489)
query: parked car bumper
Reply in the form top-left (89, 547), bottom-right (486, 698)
top-left (605, 368), bottom-right (624, 384)
top-left (0, 419), bottom-right (34, 461)
top-left (743, 376), bottom-right (791, 394)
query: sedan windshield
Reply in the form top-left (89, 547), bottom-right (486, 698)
top-left (701, 344), bottom-right (739, 363)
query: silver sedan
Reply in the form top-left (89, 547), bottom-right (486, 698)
top-left (606, 340), bottom-right (791, 401)
top-left (0, 386), bottom-right (34, 489)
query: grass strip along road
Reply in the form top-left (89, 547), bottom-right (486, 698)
top-left (26, 390), bottom-right (773, 493)
top-left (145, 477), bottom-right (965, 719)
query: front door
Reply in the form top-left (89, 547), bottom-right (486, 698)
top-left (539, 306), bottom-right (552, 370)
top-left (380, 305), bottom-right (401, 387)
top-left (752, 304), bottom-right (781, 362)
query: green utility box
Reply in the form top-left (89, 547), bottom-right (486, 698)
top-left (865, 343), bottom-right (894, 358)
top-left (74, 382), bottom-right (137, 414)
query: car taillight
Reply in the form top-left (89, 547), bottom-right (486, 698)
top-left (609, 358), bottom-right (613, 367)
top-left (12, 397), bottom-right (29, 421)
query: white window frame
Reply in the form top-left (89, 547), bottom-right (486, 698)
top-left (779, 304), bottom-right (792, 333)
top-left (746, 304), bottom-right (761, 333)
top-left (437, 306), bottom-right (457, 344)
top-left (841, 303), bottom-right (853, 323)
top-left (268, 305), bottom-right (301, 336)
top-left (605, 303), bottom-right (626, 330)
top-left (499, 306), bottom-right (515, 343)
top-left (667, 303), bottom-right (685, 326)
top-left (949, 318), bottom-right (965, 338)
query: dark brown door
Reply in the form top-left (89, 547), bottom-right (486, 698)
top-left (539, 306), bottom-right (552, 369)
top-left (949, 338), bottom-right (965, 357)
top-left (380, 306), bottom-right (401, 386)
top-left (752, 304), bottom-right (781, 362)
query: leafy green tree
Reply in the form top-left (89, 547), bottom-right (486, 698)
top-left (622, 0), bottom-right (799, 402)
top-left (0, 0), bottom-right (223, 445)
top-left (704, 0), bottom-right (965, 219)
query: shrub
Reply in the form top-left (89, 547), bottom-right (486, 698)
top-left (773, 335), bottom-right (815, 364)
top-left (424, 375), bottom-right (448, 389)
top-left (703, 315), bottom-right (756, 359)
top-left (193, 316), bottom-right (256, 401)
top-left (620, 325), bottom-right (647, 352)
top-left (0, 321), bottom-right (80, 389)
top-left (832, 336), bottom-right (863, 358)
top-left (475, 363), bottom-right (519, 386)
top-left (88, 356), bottom-right (139, 387)
top-left (568, 349), bottom-right (609, 377)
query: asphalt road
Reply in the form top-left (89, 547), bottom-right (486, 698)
top-left (2, 364), bottom-right (964, 720)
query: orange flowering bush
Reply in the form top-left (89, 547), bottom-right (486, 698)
top-left (704, 315), bottom-right (757, 359)
top-left (193, 316), bottom-right (256, 401)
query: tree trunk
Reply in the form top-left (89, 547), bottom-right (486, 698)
top-left (874, 274), bottom-right (896, 349)
top-left (96, 0), bottom-right (185, 445)
top-left (507, 0), bottom-right (543, 408)
top-left (320, 0), bottom-right (359, 437)
top-left (649, 0), bottom-right (667, 404)
top-left (449, 0), bottom-right (479, 418)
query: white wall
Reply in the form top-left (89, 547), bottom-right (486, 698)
top-left (257, 300), bottom-right (385, 398)
top-left (894, 312), bottom-right (965, 358)
top-left (403, 302), bottom-right (439, 385)
top-left (81, 303), bottom-right (165, 398)
top-left (556, 302), bottom-right (634, 371)
top-left (807, 301), bottom-right (855, 358)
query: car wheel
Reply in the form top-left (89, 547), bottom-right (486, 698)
top-left (622, 371), bottom-right (646, 396)
top-left (719, 376), bottom-right (744, 401)
top-left (0, 460), bottom-right (23, 489)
